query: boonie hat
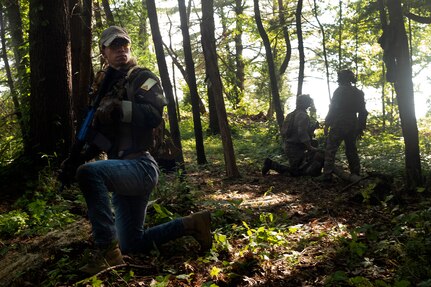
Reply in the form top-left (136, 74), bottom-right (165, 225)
top-left (100, 26), bottom-right (131, 47)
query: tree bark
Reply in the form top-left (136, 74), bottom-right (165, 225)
top-left (69, 0), bottom-right (84, 124)
top-left (138, 0), bottom-right (149, 52)
top-left (253, 0), bottom-right (284, 129)
top-left (0, 5), bottom-right (24, 139)
top-left (203, 4), bottom-right (219, 135)
top-left (101, 0), bottom-right (115, 26)
top-left (295, 0), bottom-right (304, 96)
top-left (77, 0), bottom-right (94, 126)
top-left (405, 12), bottom-right (431, 24)
top-left (146, 0), bottom-right (185, 167)
top-left (377, 0), bottom-right (387, 131)
top-left (234, 0), bottom-right (245, 108)
top-left (206, 76), bottom-right (220, 135)
top-left (277, 0), bottom-right (291, 75)
top-left (29, 0), bottom-right (73, 159)
top-left (385, 0), bottom-right (422, 189)
top-left (338, 0), bottom-right (342, 70)
top-left (178, 0), bottom-right (207, 164)
top-left (312, 0), bottom-right (331, 101)
top-left (4, 0), bottom-right (31, 154)
top-left (201, 0), bottom-right (240, 178)
top-left (94, 0), bottom-right (103, 30)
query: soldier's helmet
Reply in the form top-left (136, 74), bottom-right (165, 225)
top-left (296, 94), bottom-right (314, 109)
top-left (337, 69), bottom-right (356, 84)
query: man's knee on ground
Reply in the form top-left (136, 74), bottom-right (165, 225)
top-left (76, 164), bottom-right (98, 183)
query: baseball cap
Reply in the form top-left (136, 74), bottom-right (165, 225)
top-left (100, 26), bottom-right (131, 47)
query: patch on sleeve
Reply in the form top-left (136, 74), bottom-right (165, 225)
top-left (140, 78), bottom-right (158, 91)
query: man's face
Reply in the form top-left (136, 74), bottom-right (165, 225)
top-left (102, 38), bottom-right (131, 69)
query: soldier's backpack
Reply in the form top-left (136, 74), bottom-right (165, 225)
top-left (281, 110), bottom-right (297, 138)
top-left (150, 119), bottom-right (182, 172)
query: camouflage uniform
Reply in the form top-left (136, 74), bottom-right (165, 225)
top-left (263, 95), bottom-right (324, 177)
top-left (322, 71), bottom-right (368, 177)
top-left (283, 109), bottom-right (312, 175)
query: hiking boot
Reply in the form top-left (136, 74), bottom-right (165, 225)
top-left (183, 211), bottom-right (212, 252)
top-left (261, 158), bottom-right (272, 176)
top-left (80, 241), bottom-right (125, 274)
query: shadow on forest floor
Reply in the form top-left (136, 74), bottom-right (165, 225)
top-left (0, 161), bottom-right (426, 286)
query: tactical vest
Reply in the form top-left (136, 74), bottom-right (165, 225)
top-left (90, 65), bottom-right (167, 159)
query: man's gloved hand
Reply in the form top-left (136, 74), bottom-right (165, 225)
top-left (95, 97), bottom-right (122, 125)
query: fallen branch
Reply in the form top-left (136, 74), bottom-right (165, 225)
top-left (339, 175), bottom-right (370, 193)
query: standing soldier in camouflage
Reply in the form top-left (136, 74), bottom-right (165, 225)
top-left (318, 69), bottom-right (368, 182)
top-left (262, 94), bottom-right (323, 177)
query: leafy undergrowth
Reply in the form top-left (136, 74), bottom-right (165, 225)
top-left (1, 116), bottom-right (431, 287)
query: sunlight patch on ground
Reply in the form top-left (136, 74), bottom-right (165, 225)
top-left (208, 188), bottom-right (297, 208)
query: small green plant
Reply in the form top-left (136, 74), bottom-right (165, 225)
top-left (75, 275), bottom-right (104, 287)
top-left (150, 274), bottom-right (171, 287)
top-left (240, 213), bottom-right (288, 259)
top-left (213, 232), bottom-right (231, 252)
top-left (348, 229), bottom-right (368, 257)
top-left (0, 210), bottom-right (29, 236)
top-left (150, 202), bottom-right (175, 223)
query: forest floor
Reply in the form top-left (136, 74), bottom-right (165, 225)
top-left (2, 159), bottom-right (426, 287)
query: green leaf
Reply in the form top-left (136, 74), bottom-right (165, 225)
top-left (210, 266), bottom-right (222, 278)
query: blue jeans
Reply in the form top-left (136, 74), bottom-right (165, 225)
top-left (76, 153), bottom-right (185, 253)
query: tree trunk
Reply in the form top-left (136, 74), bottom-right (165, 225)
top-left (200, 0), bottom-right (218, 132)
top-left (201, 0), bottom-right (240, 178)
top-left (4, 0), bottom-right (31, 154)
top-left (0, 5), bottom-right (24, 139)
top-left (234, 0), bottom-right (245, 108)
top-left (162, 41), bottom-right (207, 115)
top-left (338, 0), bottom-right (342, 70)
top-left (172, 62), bottom-right (181, 123)
top-left (277, 0), bottom-right (291, 75)
top-left (77, 0), bottom-right (94, 126)
top-left (164, 18), bottom-right (182, 122)
top-left (381, 62), bottom-right (386, 131)
top-left (138, 0), bottom-right (149, 53)
top-left (206, 76), bottom-right (220, 135)
top-left (313, 0), bottom-right (331, 101)
top-left (385, 0), bottom-right (422, 189)
top-left (101, 0), bottom-right (115, 26)
top-left (295, 0), bottom-right (304, 96)
top-left (146, 0), bottom-right (185, 167)
top-left (69, 0), bottom-right (84, 124)
top-left (29, 0), bottom-right (73, 159)
top-left (253, 0), bottom-right (284, 129)
top-left (377, 0), bottom-right (387, 131)
top-left (94, 0), bottom-right (103, 30)
top-left (178, 0), bottom-right (207, 164)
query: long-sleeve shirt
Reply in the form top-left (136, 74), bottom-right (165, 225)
top-left (325, 83), bottom-right (368, 131)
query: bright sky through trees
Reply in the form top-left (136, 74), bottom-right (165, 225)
top-left (154, 0), bottom-right (430, 120)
